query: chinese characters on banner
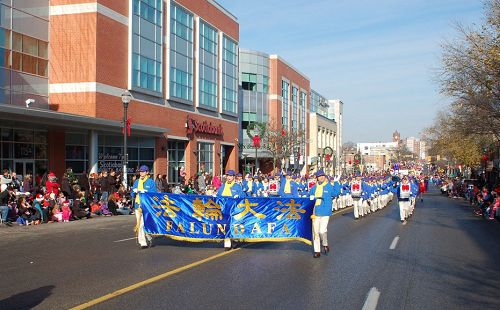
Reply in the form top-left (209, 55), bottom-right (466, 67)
top-left (140, 193), bottom-right (315, 245)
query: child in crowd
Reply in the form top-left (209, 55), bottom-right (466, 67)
top-left (52, 204), bottom-right (63, 222)
top-left (61, 201), bottom-right (71, 222)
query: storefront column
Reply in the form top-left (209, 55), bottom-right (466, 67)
top-left (214, 141), bottom-right (221, 177)
top-left (48, 130), bottom-right (65, 178)
top-left (155, 137), bottom-right (167, 175)
top-left (88, 130), bottom-right (98, 174)
top-left (227, 143), bottom-right (238, 172)
top-left (186, 139), bottom-right (197, 180)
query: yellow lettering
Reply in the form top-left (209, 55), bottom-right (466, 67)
top-left (233, 224), bottom-right (245, 235)
top-left (217, 224), bottom-right (227, 235)
top-left (166, 221), bottom-right (173, 231)
top-left (268, 222), bottom-right (276, 234)
top-left (281, 223), bottom-right (290, 234)
top-left (190, 222), bottom-right (200, 234)
top-left (176, 222), bottom-right (185, 233)
top-left (251, 223), bottom-right (262, 234)
top-left (202, 223), bottom-right (213, 235)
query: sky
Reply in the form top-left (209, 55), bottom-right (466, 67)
top-left (217, 0), bottom-right (485, 143)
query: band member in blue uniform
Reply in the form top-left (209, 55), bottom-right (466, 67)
top-left (278, 171), bottom-right (299, 197)
top-left (217, 170), bottom-right (243, 250)
top-left (309, 170), bottom-right (336, 258)
top-left (132, 165), bottom-right (157, 249)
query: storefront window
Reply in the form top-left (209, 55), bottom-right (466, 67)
top-left (0, 127), bottom-right (47, 181)
top-left (98, 135), bottom-right (155, 175)
top-left (167, 140), bottom-right (186, 184)
top-left (197, 142), bottom-right (213, 174)
top-left (65, 132), bottom-right (88, 174)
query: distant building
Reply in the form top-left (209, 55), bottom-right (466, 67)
top-left (393, 130), bottom-right (401, 146)
top-left (356, 142), bottom-right (398, 171)
top-left (329, 99), bottom-right (343, 174)
top-left (405, 137), bottom-right (426, 159)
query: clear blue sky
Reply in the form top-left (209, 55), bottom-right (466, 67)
top-left (217, 0), bottom-right (484, 143)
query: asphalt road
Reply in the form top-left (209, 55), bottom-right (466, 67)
top-left (0, 189), bottom-right (499, 310)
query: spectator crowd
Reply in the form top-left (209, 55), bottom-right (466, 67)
top-left (433, 175), bottom-right (500, 221)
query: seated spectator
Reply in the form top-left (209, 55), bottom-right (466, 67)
top-left (488, 192), bottom-right (499, 220)
top-left (33, 194), bottom-right (47, 223)
top-left (100, 199), bottom-right (111, 216)
top-left (108, 194), bottom-right (118, 215)
top-left (71, 196), bottom-right (91, 220)
top-left (51, 204), bottom-right (63, 222)
top-left (115, 195), bottom-right (132, 215)
top-left (17, 196), bottom-right (40, 225)
top-left (0, 183), bottom-right (13, 225)
top-left (90, 200), bottom-right (102, 216)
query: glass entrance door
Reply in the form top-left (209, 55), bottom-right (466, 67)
top-left (14, 160), bottom-right (34, 184)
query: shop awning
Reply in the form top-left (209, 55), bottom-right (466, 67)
top-left (0, 104), bottom-right (168, 136)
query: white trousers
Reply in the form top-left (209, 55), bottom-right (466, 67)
top-left (340, 196), bottom-right (346, 208)
top-left (399, 200), bottom-right (410, 221)
top-left (353, 198), bottom-right (363, 218)
top-left (313, 216), bottom-right (330, 253)
top-left (371, 197), bottom-right (378, 212)
top-left (135, 210), bottom-right (151, 247)
top-left (347, 194), bottom-right (353, 206)
top-left (333, 198), bottom-right (339, 211)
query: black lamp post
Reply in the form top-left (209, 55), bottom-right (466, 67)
top-left (121, 90), bottom-right (132, 189)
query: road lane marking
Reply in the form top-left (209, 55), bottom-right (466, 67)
top-left (389, 236), bottom-right (400, 250)
top-left (70, 248), bottom-right (242, 309)
top-left (362, 287), bottom-right (381, 310)
top-left (113, 237), bottom-right (136, 243)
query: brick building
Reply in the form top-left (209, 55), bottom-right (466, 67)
top-left (0, 0), bottom-right (240, 185)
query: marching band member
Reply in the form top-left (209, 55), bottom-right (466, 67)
top-left (217, 170), bottom-right (243, 251)
top-left (339, 178), bottom-right (349, 209)
top-left (132, 165), bottom-right (157, 250)
top-left (351, 176), bottom-right (363, 219)
top-left (268, 173), bottom-right (280, 197)
top-left (309, 170), bottom-right (336, 258)
top-left (361, 178), bottom-right (371, 217)
top-left (409, 176), bottom-right (419, 216)
top-left (397, 176), bottom-right (413, 223)
top-left (251, 175), bottom-right (263, 197)
top-left (278, 172), bottom-right (299, 197)
top-left (331, 176), bottom-right (342, 211)
top-left (243, 174), bottom-right (254, 197)
top-left (261, 177), bottom-right (270, 197)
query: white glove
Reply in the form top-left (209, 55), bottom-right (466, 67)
top-left (233, 195), bottom-right (239, 198)
top-left (309, 195), bottom-right (315, 201)
top-left (133, 189), bottom-right (138, 193)
top-left (140, 190), bottom-right (146, 194)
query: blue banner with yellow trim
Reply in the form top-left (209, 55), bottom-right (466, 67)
top-left (140, 193), bottom-right (314, 245)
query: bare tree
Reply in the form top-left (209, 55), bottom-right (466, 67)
top-left (437, 0), bottom-right (500, 139)
top-left (262, 118), bottom-right (307, 170)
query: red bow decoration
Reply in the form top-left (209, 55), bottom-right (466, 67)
top-left (122, 117), bottom-right (131, 136)
top-left (281, 128), bottom-right (286, 137)
top-left (252, 135), bottom-right (261, 148)
top-left (326, 154), bottom-right (331, 162)
top-left (402, 185), bottom-right (410, 191)
top-left (352, 184), bottom-right (360, 191)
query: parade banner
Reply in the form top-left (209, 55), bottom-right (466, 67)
top-left (140, 193), bottom-right (315, 245)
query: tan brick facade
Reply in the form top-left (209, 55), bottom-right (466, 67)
top-left (46, 0), bottom-right (240, 181)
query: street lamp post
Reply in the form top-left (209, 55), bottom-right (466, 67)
top-left (122, 90), bottom-right (132, 189)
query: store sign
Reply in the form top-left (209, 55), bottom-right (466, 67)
top-left (186, 115), bottom-right (223, 136)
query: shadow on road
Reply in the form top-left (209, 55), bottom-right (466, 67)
top-left (0, 285), bottom-right (55, 310)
